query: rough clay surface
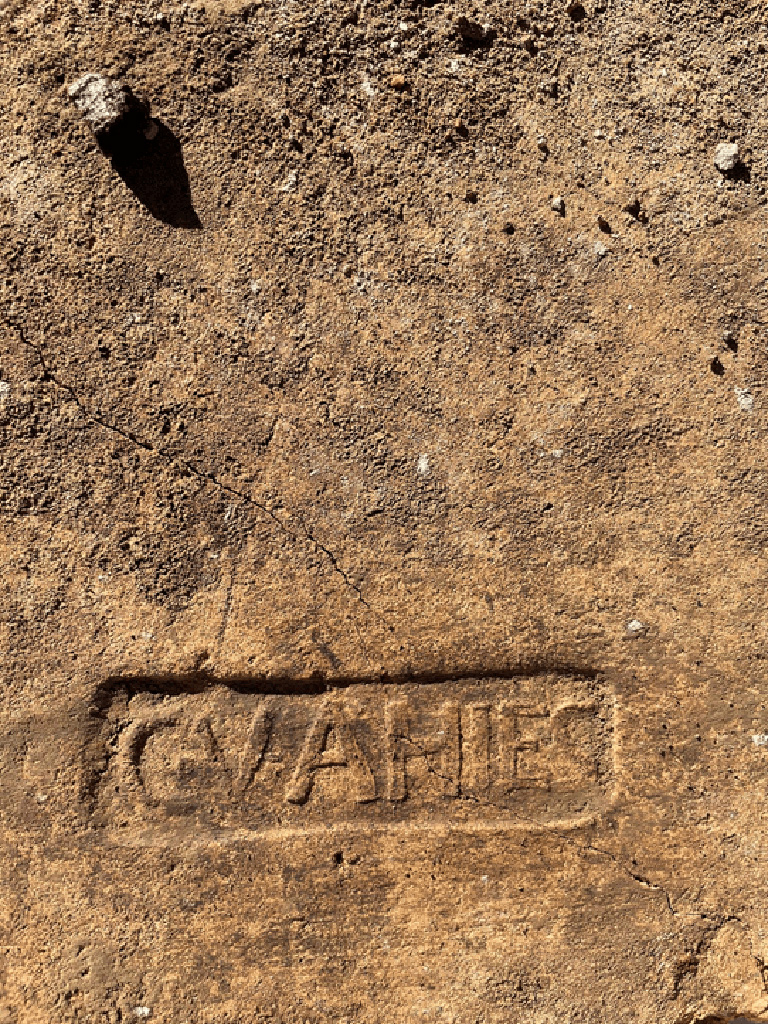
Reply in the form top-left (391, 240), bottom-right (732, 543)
top-left (2, 0), bottom-right (768, 1022)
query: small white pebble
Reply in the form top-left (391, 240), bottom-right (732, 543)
top-left (0, 381), bottom-right (9, 400)
top-left (133, 1009), bottom-right (151, 1020)
top-left (752, 735), bottom-right (768, 746)
top-left (417, 454), bottom-right (429, 476)
top-left (735, 386), bottom-right (753, 412)
top-left (626, 619), bottom-right (645, 633)
top-left (714, 141), bottom-right (740, 174)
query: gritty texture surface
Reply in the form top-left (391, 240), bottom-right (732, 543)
top-left (3, 0), bottom-right (768, 1021)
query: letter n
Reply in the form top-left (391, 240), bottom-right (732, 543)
top-left (385, 699), bottom-right (459, 801)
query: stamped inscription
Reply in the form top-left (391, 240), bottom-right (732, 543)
top-left (95, 674), bottom-right (614, 835)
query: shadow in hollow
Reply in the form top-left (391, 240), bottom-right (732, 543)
top-left (109, 120), bottom-right (201, 229)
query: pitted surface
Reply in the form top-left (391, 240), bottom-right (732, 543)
top-left (3, 0), bottom-right (768, 1021)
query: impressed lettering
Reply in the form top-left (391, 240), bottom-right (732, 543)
top-left (96, 674), bottom-right (615, 835)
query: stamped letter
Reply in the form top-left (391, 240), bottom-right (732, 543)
top-left (385, 699), bottom-right (460, 801)
top-left (285, 702), bottom-right (376, 805)
top-left (462, 703), bottom-right (491, 795)
top-left (234, 708), bottom-right (272, 795)
top-left (498, 701), bottom-right (552, 790)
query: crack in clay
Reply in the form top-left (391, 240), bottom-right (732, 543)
top-left (754, 951), bottom-right (768, 1004)
top-left (406, 733), bottom-right (768, 982)
top-left (98, 681), bottom-right (768, 1005)
top-left (215, 552), bottom-right (241, 659)
top-left (94, 675), bottom-right (768, 993)
top-left (15, 326), bottom-right (371, 609)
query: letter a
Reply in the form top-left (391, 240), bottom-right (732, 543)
top-left (285, 702), bottom-right (376, 805)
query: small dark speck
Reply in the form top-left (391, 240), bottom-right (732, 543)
top-left (710, 356), bottom-right (725, 376)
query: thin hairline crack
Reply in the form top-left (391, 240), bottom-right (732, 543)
top-left (15, 325), bottom-right (371, 609)
top-left (405, 732), bottom-right (764, 969)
